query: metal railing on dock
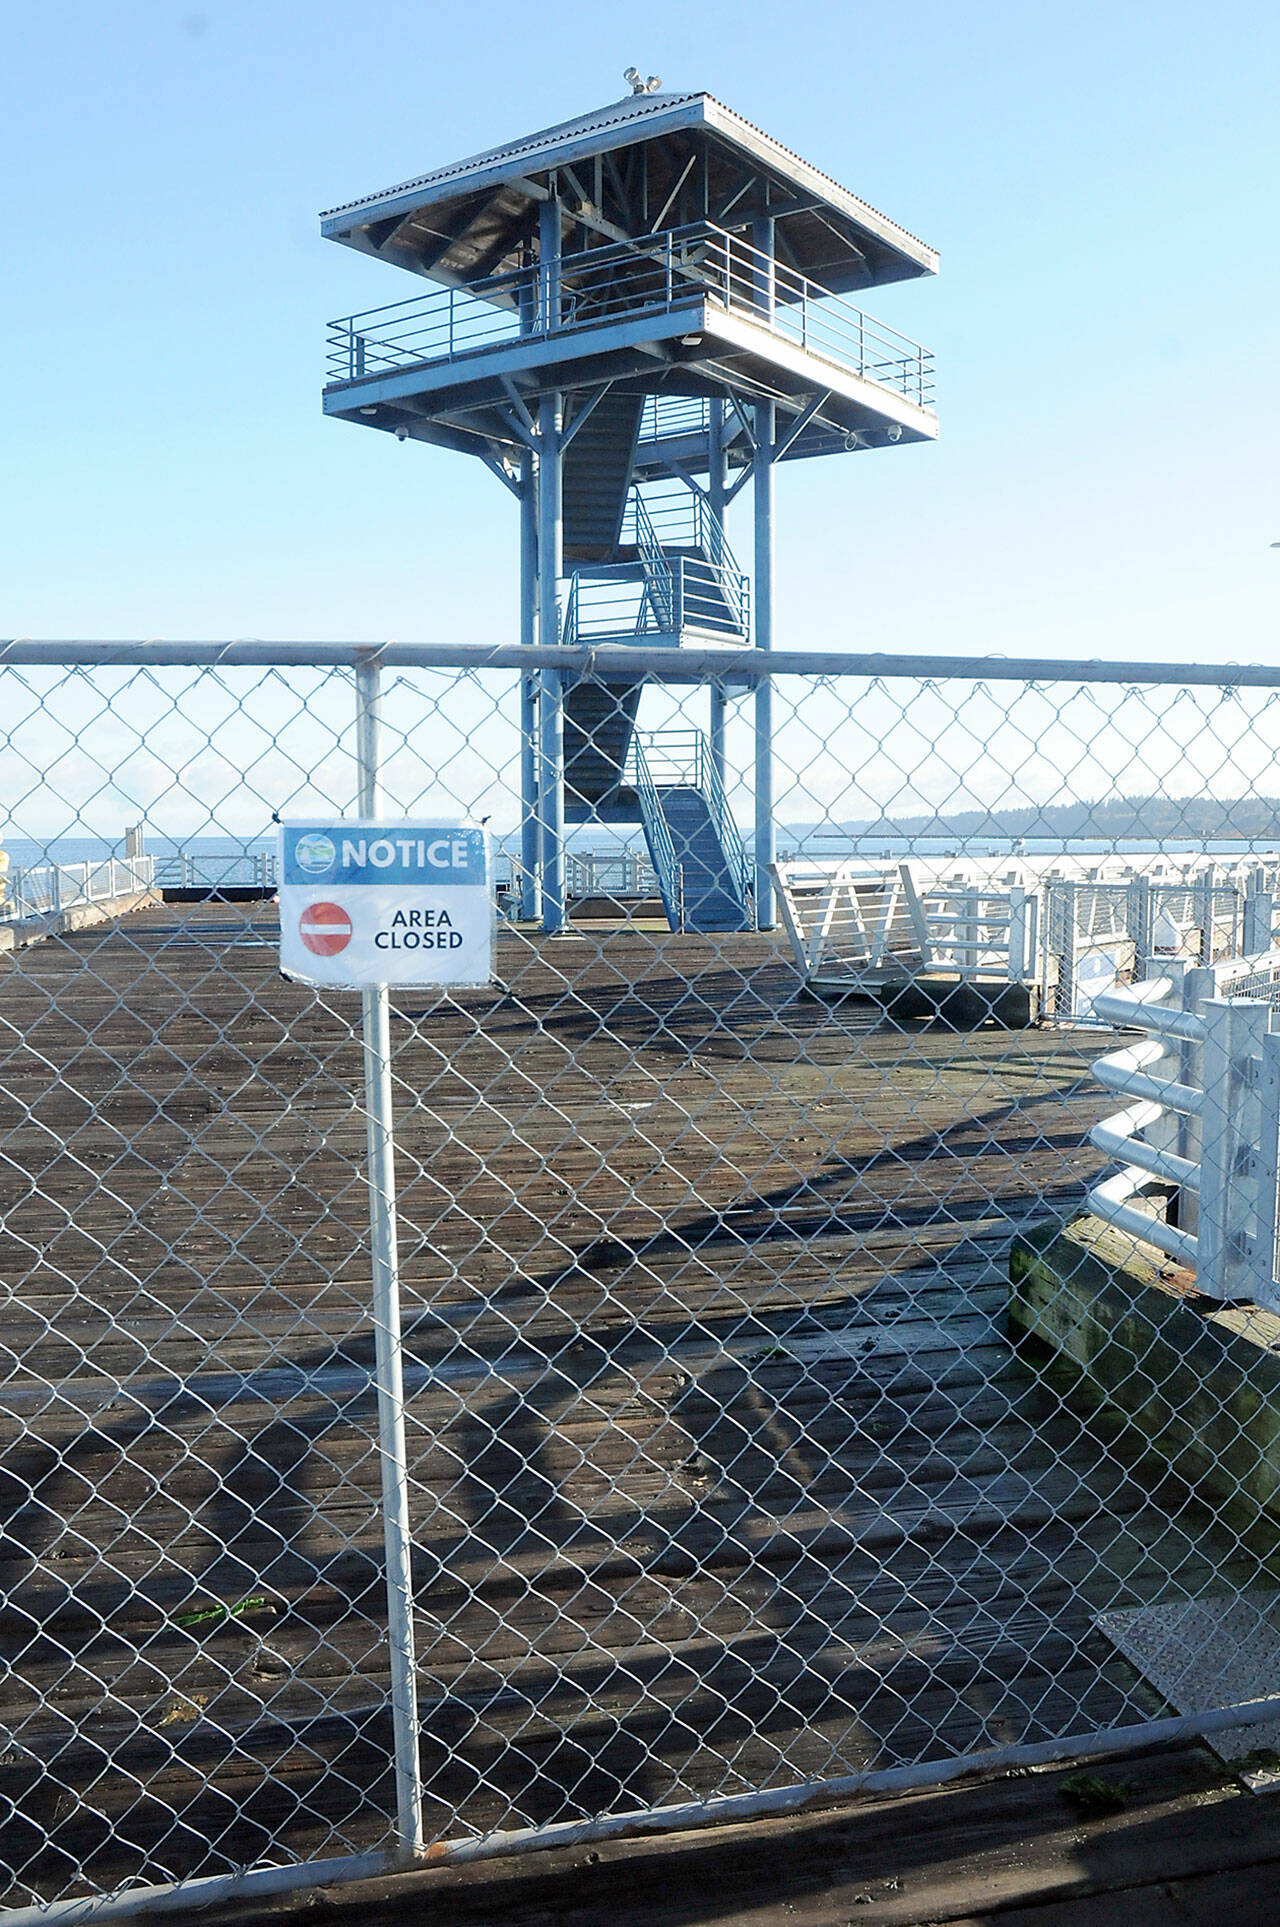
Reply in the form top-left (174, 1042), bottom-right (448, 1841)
top-left (1087, 953), bottom-right (1280, 1310)
top-left (4, 854), bottom-right (155, 919)
top-left (151, 851), bottom-right (278, 891)
top-left (772, 853), bottom-right (1280, 1017)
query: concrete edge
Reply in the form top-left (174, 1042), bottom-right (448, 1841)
top-left (0, 889), bottom-right (163, 954)
top-left (1009, 1213), bottom-right (1280, 1530)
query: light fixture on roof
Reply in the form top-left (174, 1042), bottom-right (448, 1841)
top-left (886, 423), bottom-right (903, 443)
top-left (624, 67), bottom-right (662, 94)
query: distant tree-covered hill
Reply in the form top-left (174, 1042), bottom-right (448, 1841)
top-left (791, 795), bottom-right (1280, 842)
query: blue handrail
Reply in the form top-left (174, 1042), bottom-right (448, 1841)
top-left (631, 493), bottom-right (678, 632)
top-left (631, 737), bottom-right (682, 925)
top-left (630, 728), bottom-right (753, 921)
top-left (695, 734), bottom-right (753, 908)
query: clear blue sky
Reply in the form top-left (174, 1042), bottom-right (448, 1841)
top-left (3, 0), bottom-right (1277, 664)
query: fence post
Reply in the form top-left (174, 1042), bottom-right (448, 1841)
top-left (1258, 1023), bottom-right (1280, 1310)
top-left (354, 656), bottom-right (426, 1861)
top-left (1198, 996), bottom-right (1274, 1302)
top-left (1192, 865), bottom-right (1217, 963)
top-left (1046, 880), bottom-right (1074, 1017)
top-left (1126, 875), bottom-right (1152, 980)
top-left (1196, 997), bottom-right (1232, 1297)
top-left (1244, 868), bottom-right (1274, 955)
top-left (1171, 959), bottom-right (1216, 1237)
top-left (1009, 886), bottom-right (1030, 981)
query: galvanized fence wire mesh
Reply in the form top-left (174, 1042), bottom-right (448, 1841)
top-left (7, 649), bottom-right (1280, 1914)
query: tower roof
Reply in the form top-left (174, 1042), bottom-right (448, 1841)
top-left (320, 90), bottom-right (937, 296)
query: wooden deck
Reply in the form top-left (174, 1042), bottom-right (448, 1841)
top-left (0, 906), bottom-right (1270, 1905)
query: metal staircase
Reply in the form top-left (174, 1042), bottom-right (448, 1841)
top-left (632, 731), bottom-right (753, 933)
top-left (561, 485), bottom-right (750, 647)
top-left (562, 390), bottom-right (646, 563)
top-left (622, 486), bottom-right (749, 638)
top-left (561, 473), bottom-right (751, 827)
top-left (564, 680), bottom-right (642, 818)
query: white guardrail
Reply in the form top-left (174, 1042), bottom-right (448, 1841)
top-left (772, 858), bottom-right (1039, 987)
top-left (1087, 952), bottom-right (1280, 1310)
top-left (772, 855), bottom-right (1280, 1019)
top-left (5, 856), bottom-right (155, 919)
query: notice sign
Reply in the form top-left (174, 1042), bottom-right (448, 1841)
top-left (278, 820), bottom-right (492, 988)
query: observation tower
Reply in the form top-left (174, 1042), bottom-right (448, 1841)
top-left (321, 79), bottom-right (937, 933)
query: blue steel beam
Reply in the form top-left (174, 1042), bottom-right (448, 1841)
top-left (519, 449), bottom-right (540, 920)
top-left (537, 391), bottom-right (566, 934)
top-left (536, 200), bottom-right (568, 937)
top-left (708, 396), bottom-right (728, 791)
top-left (752, 397), bottom-right (776, 931)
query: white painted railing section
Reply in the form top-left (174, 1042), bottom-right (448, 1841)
top-left (1086, 959), bottom-right (1280, 1311)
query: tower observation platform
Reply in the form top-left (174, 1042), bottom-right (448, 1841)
top-left (321, 85), bottom-right (938, 932)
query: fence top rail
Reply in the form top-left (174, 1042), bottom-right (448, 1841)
top-left (4, 640), bottom-right (1280, 689)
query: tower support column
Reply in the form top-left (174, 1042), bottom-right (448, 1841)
top-left (519, 447), bottom-right (540, 920)
top-left (537, 390), bottom-right (566, 935)
top-left (753, 399), bottom-right (776, 930)
top-left (708, 397), bottom-right (728, 789)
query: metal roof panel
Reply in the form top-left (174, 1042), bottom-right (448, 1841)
top-left (320, 92), bottom-right (708, 223)
top-left (320, 91), bottom-right (937, 276)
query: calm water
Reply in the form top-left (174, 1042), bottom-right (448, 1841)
top-left (3, 836), bottom-right (273, 868)
top-left (7, 831), bottom-right (1280, 870)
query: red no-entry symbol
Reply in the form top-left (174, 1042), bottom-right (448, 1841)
top-left (299, 901), bottom-right (353, 956)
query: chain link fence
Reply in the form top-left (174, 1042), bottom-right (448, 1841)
top-left (5, 643), bottom-right (1280, 1918)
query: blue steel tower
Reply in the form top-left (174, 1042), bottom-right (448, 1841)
top-left (321, 83), bottom-right (937, 934)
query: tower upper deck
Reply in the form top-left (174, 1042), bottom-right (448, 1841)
top-left (320, 89), bottom-right (938, 468)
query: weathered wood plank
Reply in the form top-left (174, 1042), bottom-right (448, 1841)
top-left (0, 909), bottom-right (1223, 1899)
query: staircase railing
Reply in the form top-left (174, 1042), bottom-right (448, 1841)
top-left (622, 485), bottom-right (750, 636)
top-left (559, 496), bottom-right (750, 644)
top-left (630, 728), bottom-right (753, 914)
top-left (631, 492), bottom-right (678, 632)
top-left (630, 737), bottom-right (682, 926)
top-left (696, 732), bottom-right (754, 909)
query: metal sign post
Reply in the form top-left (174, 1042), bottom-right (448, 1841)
top-left (354, 657), bottom-right (425, 1859)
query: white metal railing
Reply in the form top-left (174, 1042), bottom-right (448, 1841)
top-left (771, 859), bottom-right (1039, 985)
top-left (1087, 955), bottom-right (1280, 1308)
top-left (152, 851), bottom-right (277, 890)
top-left (770, 855), bottom-right (1280, 1018)
top-left (5, 854), bottom-right (155, 919)
top-left (565, 850), bottom-right (658, 898)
